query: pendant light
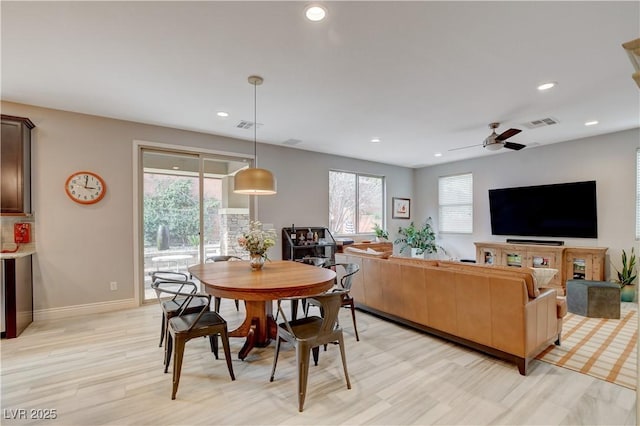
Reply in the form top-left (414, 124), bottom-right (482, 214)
top-left (234, 75), bottom-right (277, 195)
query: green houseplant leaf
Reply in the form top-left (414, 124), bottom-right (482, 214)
top-left (373, 223), bottom-right (389, 240)
top-left (612, 247), bottom-right (637, 288)
top-left (394, 217), bottom-right (441, 255)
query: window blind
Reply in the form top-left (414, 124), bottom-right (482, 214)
top-left (438, 173), bottom-right (473, 233)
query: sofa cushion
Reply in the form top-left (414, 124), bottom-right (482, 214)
top-left (528, 268), bottom-right (558, 290)
top-left (387, 256), bottom-right (440, 266)
top-left (344, 246), bottom-right (392, 259)
top-left (434, 261), bottom-right (539, 298)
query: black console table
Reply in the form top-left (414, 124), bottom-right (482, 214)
top-left (281, 227), bottom-right (336, 265)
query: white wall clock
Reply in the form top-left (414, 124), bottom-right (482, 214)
top-left (65, 171), bottom-right (106, 204)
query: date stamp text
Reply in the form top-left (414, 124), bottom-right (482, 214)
top-left (3, 409), bottom-right (58, 420)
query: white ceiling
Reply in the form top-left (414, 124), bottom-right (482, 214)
top-left (2, 1), bottom-right (639, 168)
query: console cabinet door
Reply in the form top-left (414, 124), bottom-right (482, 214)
top-left (477, 246), bottom-right (501, 265)
top-left (528, 250), bottom-right (562, 287)
top-left (565, 252), bottom-right (604, 281)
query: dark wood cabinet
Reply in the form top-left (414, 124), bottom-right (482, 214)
top-left (282, 227), bottom-right (337, 265)
top-left (1, 115), bottom-right (34, 214)
top-left (1, 256), bottom-right (33, 338)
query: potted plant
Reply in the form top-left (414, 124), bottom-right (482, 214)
top-left (613, 248), bottom-right (637, 302)
top-left (373, 223), bottom-right (389, 242)
top-left (394, 217), bottom-right (442, 258)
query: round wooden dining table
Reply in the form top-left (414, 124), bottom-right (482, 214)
top-left (188, 260), bottom-right (336, 360)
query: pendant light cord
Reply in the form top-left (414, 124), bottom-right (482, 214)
top-left (253, 80), bottom-right (258, 168)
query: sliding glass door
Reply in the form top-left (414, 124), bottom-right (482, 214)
top-left (141, 149), bottom-right (250, 301)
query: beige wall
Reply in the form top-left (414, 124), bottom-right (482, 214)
top-left (1, 101), bottom-right (413, 313)
top-left (3, 100), bottom-right (637, 313)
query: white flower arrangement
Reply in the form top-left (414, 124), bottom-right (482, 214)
top-left (237, 220), bottom-right (277, 259)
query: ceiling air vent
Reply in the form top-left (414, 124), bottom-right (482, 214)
top-left (236, 120), bottom-right (262, 130)
top-left (522, 117), bottom-right (559, 129)
top-left (282, 139), bottom-right (302, 146)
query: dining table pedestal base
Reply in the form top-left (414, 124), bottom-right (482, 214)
top-left (228, 300), bottom-right (278, 360)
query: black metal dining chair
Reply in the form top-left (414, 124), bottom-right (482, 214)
top-left (151, 271), bottom-right (208, 348)
top-left (305, 263), bottom-right (361, 341)
top-left (152, 283), bottom-right (235, 400)
top-left (270, 290), bottom-right (351, 412)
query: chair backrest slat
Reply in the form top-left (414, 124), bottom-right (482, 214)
top-left (151, 280), bottom-right (211, 331)
top-left (336, 263), bottom-right (360, 290)
top-left (307, 289), bottom-right (348, 335)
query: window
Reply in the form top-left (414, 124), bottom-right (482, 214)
top-left (329, 171), bottom-right (384, 235)
top-left (636, 149), bottom-right (640, 239)
top-left (439, 173), bottom-right (473, 233)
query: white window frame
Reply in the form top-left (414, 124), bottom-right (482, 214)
top-left (438, 172), bottom-right (473, 234)
top-left (329, 170), bottom-right (385, 236)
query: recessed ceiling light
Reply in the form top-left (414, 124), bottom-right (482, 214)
top-left (371, 137), bottom-right (381, 143)
top-left (305, 5), bottom-right (327, 22)
top-left (585, 120), bottom-right (599, 126)
top-left (434, 153), bottom-right (442, 157)
top-left (537, 82), bottom-right (556, 91)
top-left (216, 111), bottom-right (229, 117)
top-left (172, 166), bottom-right (180, 170)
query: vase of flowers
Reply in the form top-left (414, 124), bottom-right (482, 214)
top-left (249, 253), bottom-right (266, 271)
top-left (238, 220), bottom-right (277, 271)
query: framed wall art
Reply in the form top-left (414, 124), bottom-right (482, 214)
top-left (392, 197), bottom-right (410, 219)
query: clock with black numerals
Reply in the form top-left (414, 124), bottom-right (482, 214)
top-left (65, 171), bottom-right (106, 205)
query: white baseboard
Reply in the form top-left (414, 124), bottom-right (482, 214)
top-left (34, 298), bottom-right (138, 321)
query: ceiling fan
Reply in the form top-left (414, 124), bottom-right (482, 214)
top-left (449, 123), bottom-right (526, 152)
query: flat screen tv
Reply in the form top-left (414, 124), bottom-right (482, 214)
top-left (488, 180), bottom-right (597, 238)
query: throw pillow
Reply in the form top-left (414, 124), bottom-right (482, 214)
top-left (530, 268), bottom-right (558, 289)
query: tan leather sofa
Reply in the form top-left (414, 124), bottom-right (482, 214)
top-left (337, 241), bottom-right (393, 253)
top-left (336, 250), bottom-right (566, 375)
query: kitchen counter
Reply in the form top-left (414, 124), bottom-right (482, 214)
top-left (0, 243), bottom-right (36, 259)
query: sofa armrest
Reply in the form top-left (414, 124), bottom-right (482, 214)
top-left (524, 287), bottom-right (561, 357)
top-left (554, 295), bottom-right (567, 318)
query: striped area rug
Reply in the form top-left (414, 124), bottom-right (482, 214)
top-left (536, 303), bottom-right (637, 389)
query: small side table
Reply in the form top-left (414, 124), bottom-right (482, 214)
top-left (566, 280), bottom-right (620, 319)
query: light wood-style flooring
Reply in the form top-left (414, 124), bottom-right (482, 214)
top-left (1, 301), bottom-right (636, 425)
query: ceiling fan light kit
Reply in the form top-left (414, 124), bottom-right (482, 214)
top-left (233, 75), bottom-right (277, 195)
top-left (451, 122), bottom-right (526, 153)
top-left (483, 141), bottom-right (503, 151)
top-left (483, 122), bottom-right (525, 151)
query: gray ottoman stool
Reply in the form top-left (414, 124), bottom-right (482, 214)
top-left (566, 280), bottom-right (620, 319)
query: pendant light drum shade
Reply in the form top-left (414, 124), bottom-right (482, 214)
top-left (234, 167), bottom-right (277, 195)
top-left (234, 75), bottom-right (277, 195)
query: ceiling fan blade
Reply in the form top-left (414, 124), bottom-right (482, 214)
top-left (495, 128), bottom-right (522, 141)
top-left (504, 141), bottom-right (526, 151)
top-left (448, 143), bottom-right (481, 152)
